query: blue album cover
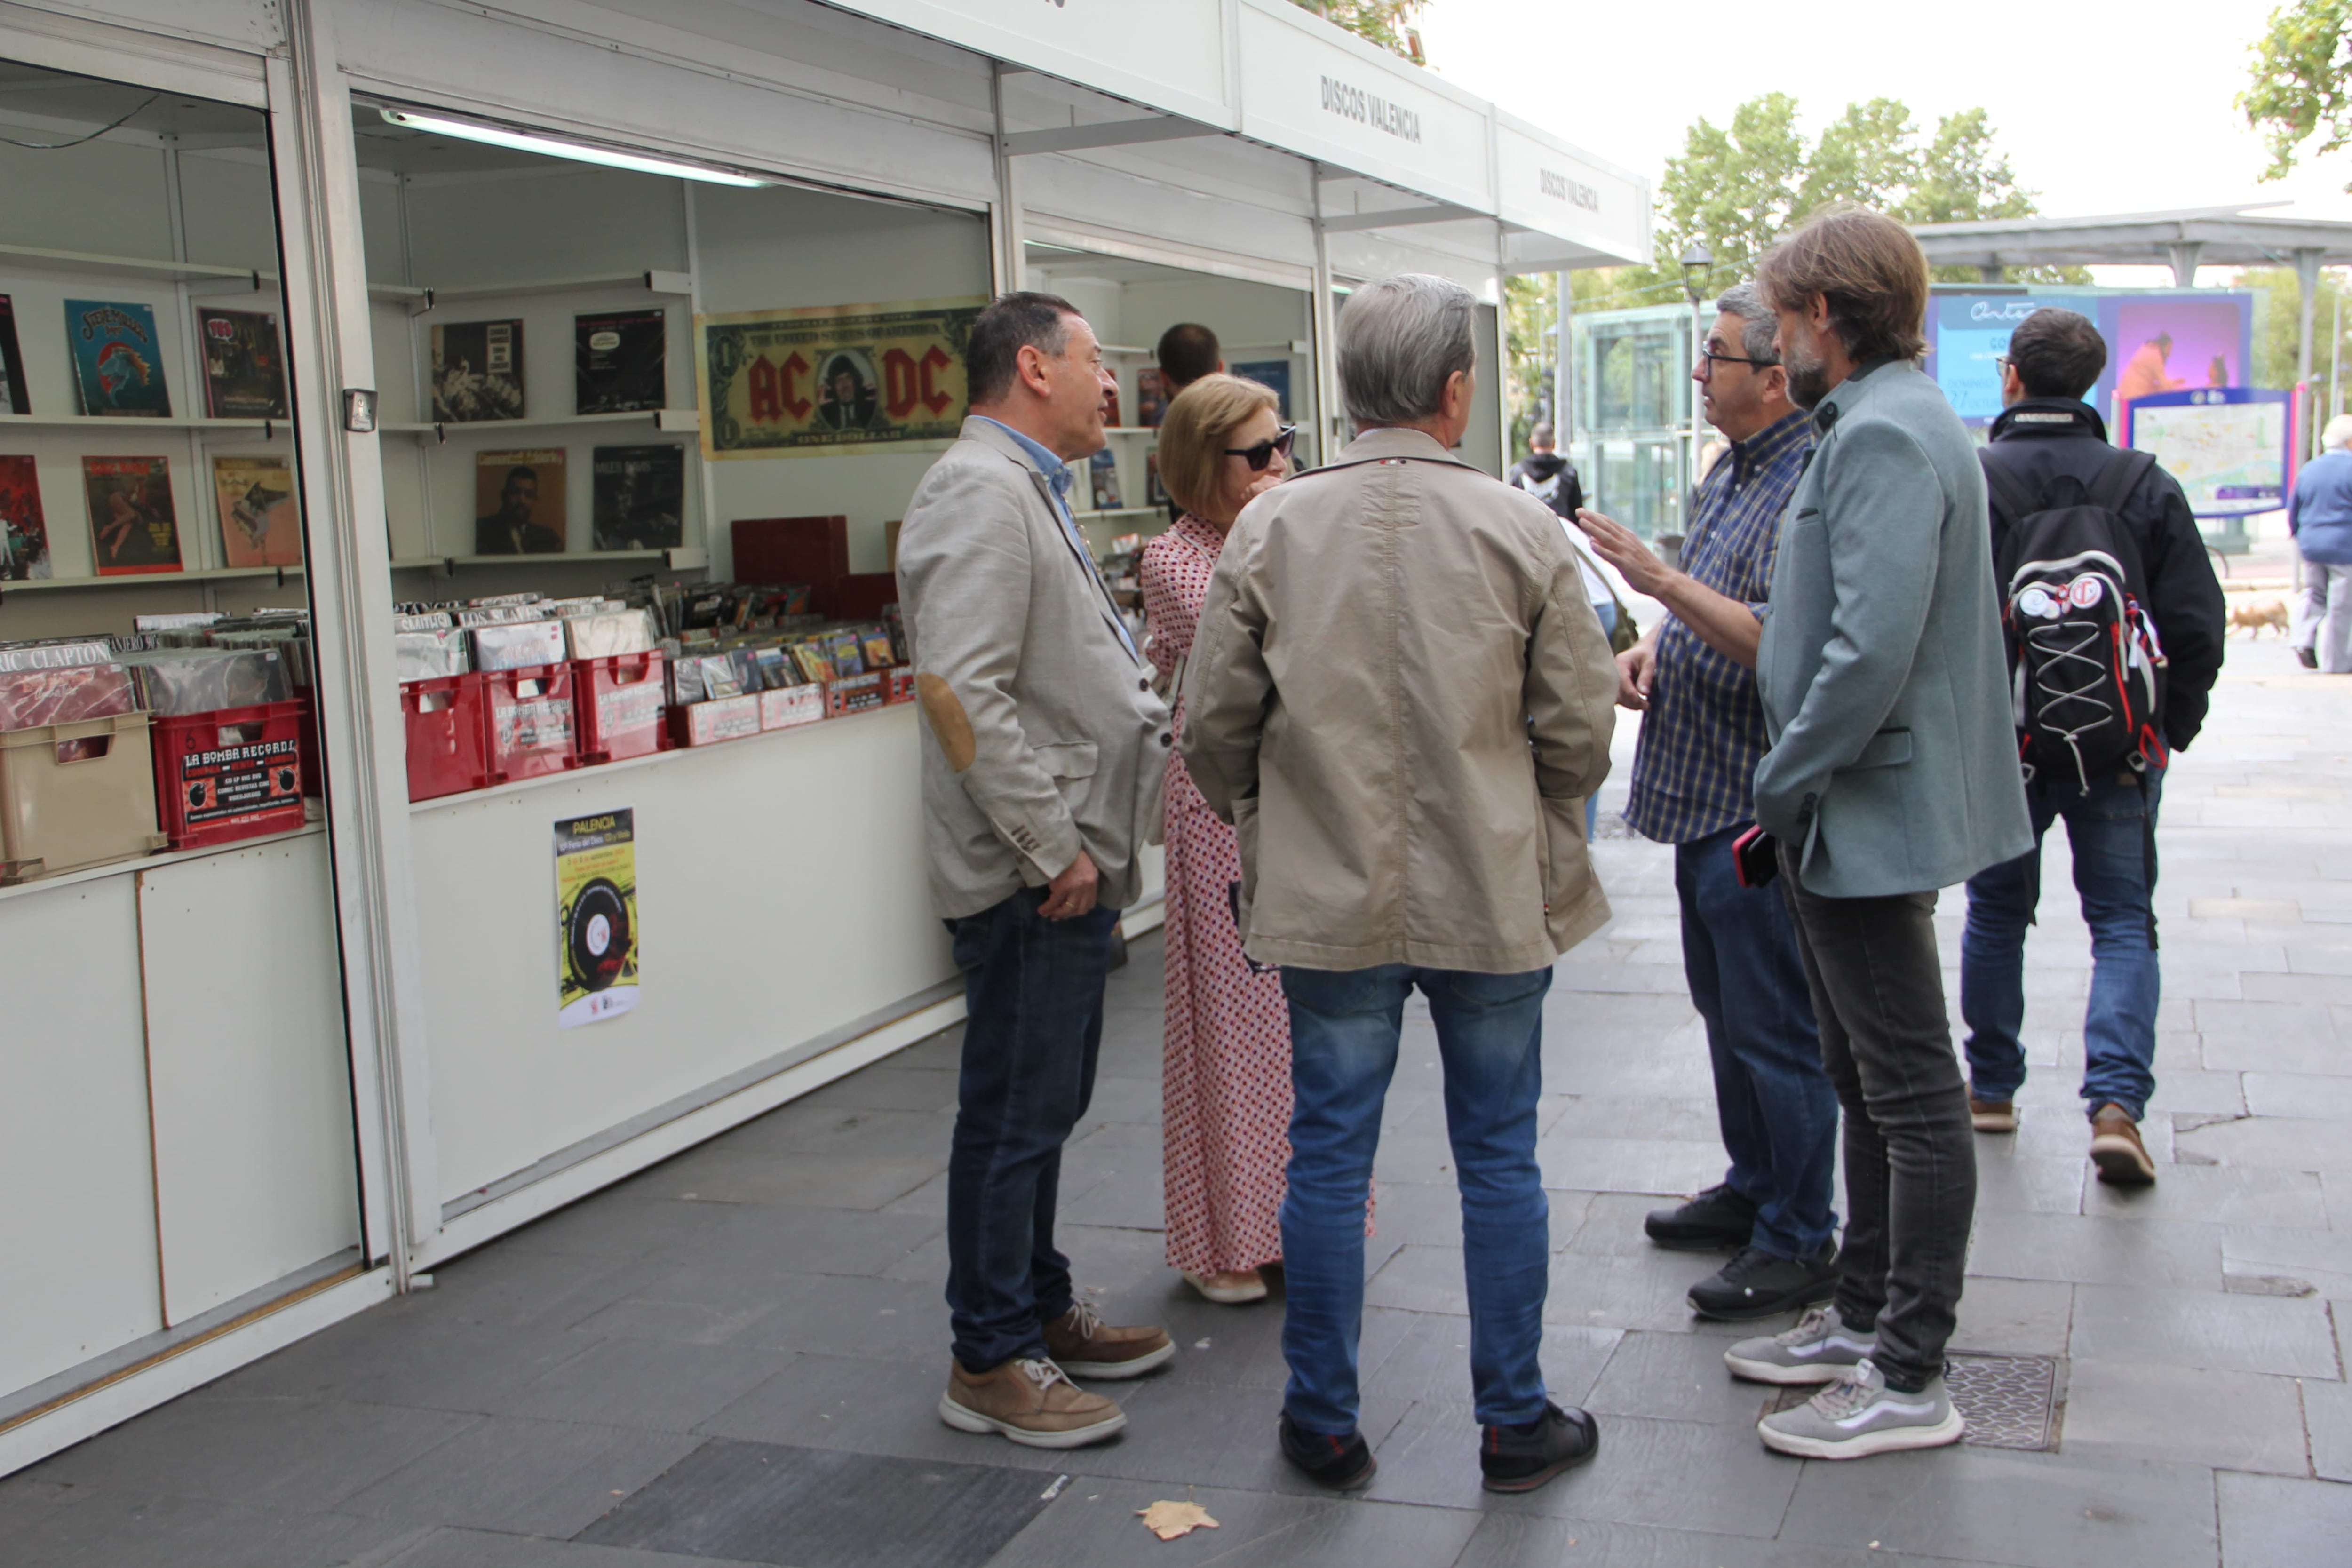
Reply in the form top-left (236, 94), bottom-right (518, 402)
top-left (65, 298), bottom-right (173, 417)
top-left (1232, 359), bottom-right (1292, 422)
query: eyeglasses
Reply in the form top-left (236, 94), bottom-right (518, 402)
top-left (1225, 425), bottom-right (1298, 471)
top-left (1993, 355), bottom-right (2012, 373)
top-left (1696, 347), bottom-right (1772, 376)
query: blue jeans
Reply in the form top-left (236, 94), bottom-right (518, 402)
top-left (943, 886), bottom-right (1120, 1371)
top-left (1961, 766), bottom-right (2163, 1122)
top-left (1279, 963), bottom-right (1553, 1435)
top-left (1675, 826), bottom-right (1839, 1259)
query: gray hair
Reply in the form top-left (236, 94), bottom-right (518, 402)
top-left (2327, 414), bottom-right (2352, 450)
top-left (1337, 273), bottom-right (1478, 425)
top-left (1714, 281), bottom-right (1779, 366)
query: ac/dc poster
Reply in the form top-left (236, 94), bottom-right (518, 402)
top-left (695, 296), bottom-right (981, 458)
top-left (556, 808), bottom-right (639, 1028)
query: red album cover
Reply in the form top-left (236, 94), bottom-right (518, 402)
top-left (83, 455), bottom-right (182, 576)
top-left (0, 454), bottom-right (47, 580)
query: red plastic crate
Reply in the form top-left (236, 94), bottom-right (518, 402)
top-left (882, 667), bottom-right (915, 705)
top-left (482, 665), bottom-right (579, 782)
top-left (575, 651), bottom-right (667, 764)
top-left (402, 673), bottom-right (495, 801)
top-left (150, 699), bottom-right (308, 849)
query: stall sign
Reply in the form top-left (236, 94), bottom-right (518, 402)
top-left (696, 296), bottom-right (982, 459)
top-left (556, 808), bottom-right (640, 1028)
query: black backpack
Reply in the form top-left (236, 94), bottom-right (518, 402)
top-left (1979, 447), bottom-right (2169, 787)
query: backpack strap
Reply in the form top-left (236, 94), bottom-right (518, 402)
top-left (2088, 447), bottom-right (2158, 516)
top-left (1976, 449), bottom-right (2042, 526)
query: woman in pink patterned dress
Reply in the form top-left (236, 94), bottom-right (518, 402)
top-left (1144, 374), bottom-right (1297, 1305)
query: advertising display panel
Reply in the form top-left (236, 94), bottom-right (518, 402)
top-left (1923, 289), bottom-right (2255, 428)
top-left (2123, 387), bottom-right (2293, 519)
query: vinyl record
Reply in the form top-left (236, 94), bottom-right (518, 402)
top-left (566, 876), bottom-right (630, 993)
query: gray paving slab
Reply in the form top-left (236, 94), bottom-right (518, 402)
top-left (1359, 1312), bottom-right (1620, 1410)
top-left (2069, 1281), bottom-right (2339, 1377)
top-left (2081, 1163), bottom-right (2328, 1229)
top-left (1450, 1513), bottom-right (1972, 1568)
top-left (2222, 1224), bottom-right (2352, 1297)
top-left (1779, 1446), bottom-right (2218, 1568)
top-left (491, 1337), bottom-right (804, 1433)
top-left (978, 1478), bottom-right (1479, 1568)
top-left (1949, 1275), bottom-right (2074, 1357)
top-left (1963, 1211), bottom-right (2222, 1290)
top-left (0, 1483), bottom-right (427, 1568)
top-left (193, 1315), bottom-right (600, 1413)
top-left (2061, 1358), bottom-right (2310, 1476)
top-left (336, 1415), bottom-right (700, 1537)
top-left (2217, 1471), bottom-right (2352, 1566)
top-left (362, 1527), bottom-right (766, 1567)
top-left (1583, 1328), bottom-right (1778, 1425)
top-left (2304, 1377), bottom-right (2352, 1483)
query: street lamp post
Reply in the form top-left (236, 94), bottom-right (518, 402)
top-left (1680, 243), bottom-right (1712, 517)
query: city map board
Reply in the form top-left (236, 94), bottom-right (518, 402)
top-left (2122, 388), bottom-right (2290, 519)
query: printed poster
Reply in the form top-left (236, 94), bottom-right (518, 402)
top-left (695, 295), bottom-right (982, 459)
top-left (65, 299), bottom-right (172, 417)
top-left (213, 455), bottom-right (301, 567)
top-left (556, 808), bottom-right (639, 1028)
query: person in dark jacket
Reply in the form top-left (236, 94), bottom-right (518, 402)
top-left (1507, 422), bottom-right (1584, 519)
top-left (1959, 306), bottom-right (2226, 1186)
top-left (2288, 414), bottom-right (2352, 672)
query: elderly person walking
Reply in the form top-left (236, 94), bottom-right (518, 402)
top-left (898, 292), bottom-right (1178, 1451)
top-left (1142, 373), bottom-right (1299, 1306)
top-left (1183, 274), bottom-right (1618, 1496)
top-left (2290, 414), bottom-right (2352, 673)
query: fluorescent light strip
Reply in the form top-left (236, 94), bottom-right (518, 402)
top-left (379, 109), bottom-right (767, 187)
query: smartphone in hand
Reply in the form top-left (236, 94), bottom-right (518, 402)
top-left (1732, 823), bottom-right (1779, 890)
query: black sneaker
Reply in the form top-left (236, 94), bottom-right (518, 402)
top-left (2299, 645), bottom-right (2320, 670)
top-left (1643, 1182), bottom-right (1756, 1251)
top-left (1278, 1409), bottom-right (1377, 1490)
top-left (1688, 1243), bottom-right (1840, 1322)
top-left (1479, 1401), bottom-right (1600, 1494)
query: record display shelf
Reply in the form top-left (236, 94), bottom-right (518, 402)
top-left (381, 408), bottom-right (699, 440)
top-left (0, 564), bottom-right (305, 594)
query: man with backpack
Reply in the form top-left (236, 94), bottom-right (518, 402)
top-left (1960, 307), bottom-right (2225, 1185)
top-left (1508, 422), bottom-right (1584, 520)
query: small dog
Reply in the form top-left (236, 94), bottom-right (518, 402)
top-left (2227, 597), bottom-right (2290, 638)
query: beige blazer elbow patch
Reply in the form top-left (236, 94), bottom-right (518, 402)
top-left (917, 673), bottom-right (978, 772)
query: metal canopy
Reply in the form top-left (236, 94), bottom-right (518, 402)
top-left (1909, 203), bottom-right (2352, 282)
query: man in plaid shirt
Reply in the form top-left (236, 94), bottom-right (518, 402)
top-left (1576, 282), bottom-right (1840, 1322)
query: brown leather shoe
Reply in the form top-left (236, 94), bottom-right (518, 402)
top-left (1969, 1096), bottom-right (2017, 1133)
top-left (1041, 1300), bottom-right (1175, 1379)
top-left (938, 1357), bottom-right (1126, 1449)
top-left (2090, 1104), bottom-right (2157, 1185)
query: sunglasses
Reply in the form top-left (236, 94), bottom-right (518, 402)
top-left (1224, 425), bottom-right (1298, 471)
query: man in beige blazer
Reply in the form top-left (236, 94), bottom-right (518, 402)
top-left (897, 293), bottom-right (1175, 1450)
top-left (1182, 273), bottom-right (1618, 1495)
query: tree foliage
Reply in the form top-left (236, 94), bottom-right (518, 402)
top-left (2241, 0), bottom-right (2352, 184)
top-left (1288, 0), bottom-right (1429, 58)
top-left (2231, 265), bottom-right (2352, 391)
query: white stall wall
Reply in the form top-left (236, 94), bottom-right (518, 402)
top-left (140, 833), bottom-right (358, 1326)
top-left (0, 877), bottom-right (162, 1396)
top-left (691, 183), bottom-right (992, 576)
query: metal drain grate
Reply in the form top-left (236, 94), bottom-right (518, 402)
top-left (1763, 1354), bottom-right (2065, 1452)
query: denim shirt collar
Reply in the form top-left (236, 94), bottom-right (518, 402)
top-left (971, 416), bottom-right (1076, 505)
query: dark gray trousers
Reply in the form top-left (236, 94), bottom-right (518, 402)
top-left (1779, 846), bottom-right (1977, 1390)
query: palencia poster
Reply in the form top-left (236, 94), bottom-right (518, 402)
top-left (695, 296), bottom-right (981, 459)
top-left (556, 808), bottom-right (639, 1029)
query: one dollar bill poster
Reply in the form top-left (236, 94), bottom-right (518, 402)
top-left (556, 809), bottom-right (639, 1028)
top-left (695, 295), bottom-right (981, 459)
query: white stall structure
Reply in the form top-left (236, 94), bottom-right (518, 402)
top-left (0, 0), bottom-right (1651, 1474)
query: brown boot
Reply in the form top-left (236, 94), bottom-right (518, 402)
top-left (938, 1357), bottom-right (1126, 1449)
top-left (2090, 1104), bottom-right (2156, 1186)
top-left (1041, 1300), bottom-right (1175, 1379)
top-left (1969, 1096), bottom-right (2017, 1133)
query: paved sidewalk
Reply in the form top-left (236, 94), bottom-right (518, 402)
top-left (5, 636), bottom-right (2351, 1566)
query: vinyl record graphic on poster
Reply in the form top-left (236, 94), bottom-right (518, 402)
top-left (474, 449), bottom-right (566, 554)
top-left (576, 310), bottom-right (667, 414)
top-left (432, 318), bottom-right (526, 422)
top-left (213, 454), bottom-right (300, 567)
top-left (0, 455), bottom-right (48, 579)
top-left (556, 808), bottom-right (639, 1028)
top-left (1089, 448), bottom-right (1122, 511)
top-left (1136, 366), bottom-right (1168, 428)
top-left (83, 455), bottom-right (182, 575)
top-left (696, 295), bottom-right (981, 458)
top-left (65, 299), bottom-right (171, 417)
top-left (0, 295), bottom-right (29, 415)
top-left (1231, 360), bottom-right (1292, 422)
top-left (591, 444), bottom-right (684, 549)
top-left (197, 308), bottom-right (290, 419)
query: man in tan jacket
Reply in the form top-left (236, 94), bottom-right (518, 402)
top-left (1182, 273), bottom-right (1617, 1495)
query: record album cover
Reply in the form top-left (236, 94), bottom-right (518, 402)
top-left (576, 310), bottom-right (667, 414)
top-left (590, 444), bottom-right (684, 550)
top-left (65, 299), bottom-right (172, 418)
top-left (1231, 360), bottom-right (1292, 422)
top-left (473, 449), bottom-right (566, 554)
top-left (1145, 450), bottom-right (1167, 507)
top-left (1089, 448), bottom-right (1122, 511)
top-left (432, 318), bottom-right (526, 422)
top-left (1102, 382), bottom-right (1121, 429)
top-left (213, 454), bottom-right (300, 567)
top-left (198, 308), bottom-right (290, 420)
top-left (1136, 366), bottom-right (1168, 429)
top-left (84, 455), bottom-right (182, 575)
top-left (0, 454), bottom-right (48, 579)
top-left (0, 295), bottom-right (27, 416)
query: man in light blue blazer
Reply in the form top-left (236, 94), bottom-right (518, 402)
top-left (1721, 208), bottom-right (2031, 1462)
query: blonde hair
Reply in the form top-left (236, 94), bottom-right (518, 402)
top-left (1159, 373), bottom-right (1281, 519)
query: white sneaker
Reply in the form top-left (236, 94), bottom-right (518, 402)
top-left (1756, 1357), bottom-right (1965, 1460)
top-left (1724, 1305), bottom-right (1877, 1385)
top-left (1183, 1268), bottom-right (1268, 1305)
